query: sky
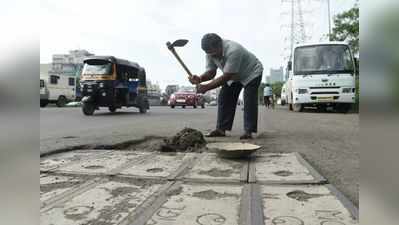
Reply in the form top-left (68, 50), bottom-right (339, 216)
top-left (40, 0), bottom-right (357, 90)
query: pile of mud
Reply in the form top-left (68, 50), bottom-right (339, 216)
top-left (160, 128), bottom-right (206, 152)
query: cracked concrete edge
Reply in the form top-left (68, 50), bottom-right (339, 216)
top-left (122, 181), bottom-right (179, 225)
top-left (326, 184), bottom-right (359, 221)
top-left (167, 153), bottom-right (201, 181)
top-left (294, 152), bottom-right (328, 184)
top-left (40, 177), bottom-right (106, 212)
top-left (40, 135), bottom-right (164, 157)
top-left (239, 184), bottom-right (265, 225)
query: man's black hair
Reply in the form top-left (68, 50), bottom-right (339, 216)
top-left (201, 33), bottom-right (223, 51)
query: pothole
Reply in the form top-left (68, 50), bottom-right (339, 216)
top-left (286, 190), bottom-right (326, 202)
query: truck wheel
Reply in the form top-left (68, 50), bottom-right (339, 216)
top-left (193, 105), bottom-right (197, 108)
top-left (56, 96), bottom-right (67, 107)
top-left (139, 105), bottom-right (147, 113)
top-left (201, 104), bottom-right (205, 108)
top-left (40, 100), bottom-right (48, 108)
top-left (82, 103), bottom-right (95, 116)
top-left (336, 103), bottom-right (351, 113)
top-left (317, 105), bottom-right (328, 112)
top-left (289, 104), bottom-right (293, 111)
top-left (171, 105), bottom-right (175, 109)
top-left (182, 105), bottom-right (186, 108)
top-left (108, 106), bottom-right (117, 113)
top-left (293, 103), bottom-right (303, 112)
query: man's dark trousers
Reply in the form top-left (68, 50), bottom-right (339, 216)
top-left (216, 74), bottom-right (262, 133)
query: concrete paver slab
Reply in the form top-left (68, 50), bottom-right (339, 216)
top-left (250, 153), bottom-right (325, 184)
top-left (261, 185), bottom-right (358, 225)
top-left (119, 153), bottom-right (196, 179)
top-left (40, 150), bottom-right (111, 171)
top-left (183, 153), bottom-right (247, 183)
top-left (40, 174), bottom-right (86, 203)
top-left (144, 183), bottom-right (243, 225)
top-left (55, 151), bottom-right (150, 175)
top-left (40, 177), bottom-right (165, 225)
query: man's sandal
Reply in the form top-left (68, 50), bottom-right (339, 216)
top-left (205, 129), bottom-right (226, 137)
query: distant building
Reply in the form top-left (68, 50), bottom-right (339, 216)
top-left (268, 67), bottom-right (284, 84)
top-left (40, 63), bottom-right (51, 77)
top-left (48, 49), bottom-right (94, 77)
top-left (165, 85), bottom-right (179, 96)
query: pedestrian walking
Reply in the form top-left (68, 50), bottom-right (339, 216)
top-left (263, 84), bottom-right (273, 108)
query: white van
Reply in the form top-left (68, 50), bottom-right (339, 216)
top-left (286, 42), bottom-right (357, 113)
top-left (40, 75), bottom-right (76, 107)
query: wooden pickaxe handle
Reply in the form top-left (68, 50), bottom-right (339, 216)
top-left (168, 47), bottom-right (193, 77)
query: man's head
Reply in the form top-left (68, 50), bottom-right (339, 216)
top-left (201, 33), bottom-right (223, 58)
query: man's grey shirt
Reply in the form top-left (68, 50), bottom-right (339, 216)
top-left (205, 39), bottom-right (263, 86)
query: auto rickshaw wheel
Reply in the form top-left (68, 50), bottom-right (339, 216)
top-left (139, 105), bottom-right (147, 113)
top-left (56, 96), bottom-right (67, 107)
top-left (108, 106), bottom-right (117, 113)
top-left (82, 103), bottom-right (95, 116)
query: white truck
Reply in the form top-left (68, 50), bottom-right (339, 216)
top-left (286, 42), bottom-right (357, 113)
top-left (40, 75), bottom-right (76, 107)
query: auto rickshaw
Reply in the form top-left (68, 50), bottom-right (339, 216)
top-left (80, 56), bottom-right (149, 115)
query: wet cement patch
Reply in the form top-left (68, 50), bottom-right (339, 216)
top-left (192, 189), bottom-right (239, 200)
top-left (160, 128), bottom-right (206, 152)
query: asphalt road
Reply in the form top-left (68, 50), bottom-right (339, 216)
top-left (40, 105), bottom-right (359, 205)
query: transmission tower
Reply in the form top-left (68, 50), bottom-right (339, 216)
top-left (281, 0), bottom-right (314, 62)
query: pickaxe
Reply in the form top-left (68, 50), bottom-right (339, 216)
top-left (166, 39), bottom-right (193, 79)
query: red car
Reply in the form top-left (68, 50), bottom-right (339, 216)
top-left (168, 88), bottom-right (205, 109)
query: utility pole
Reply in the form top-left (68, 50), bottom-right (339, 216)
top-left (327, 0), bottom-right (331, 41)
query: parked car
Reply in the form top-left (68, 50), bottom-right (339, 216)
top-left (168, 87), bottom-right (205, 109)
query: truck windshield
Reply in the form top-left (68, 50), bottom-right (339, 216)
top-left (82, 60), bottom-right (113, 75)
top-left (294, 45), bottom-right (354, 75)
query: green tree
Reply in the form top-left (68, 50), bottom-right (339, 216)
top-left (272, 82), bottom-right (284, 98)
top-left (330, 3), bottom-right (359, 54)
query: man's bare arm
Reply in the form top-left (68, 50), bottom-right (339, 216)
top-left (199, 70), bottom-right (217, 82)
top-left (197, 73), bottom-right (236, 93)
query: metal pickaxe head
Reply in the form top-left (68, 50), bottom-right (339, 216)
top-left (166, 39), bottom-right (193, 77)
top-left (166, 39), bottom-right (189, 50)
